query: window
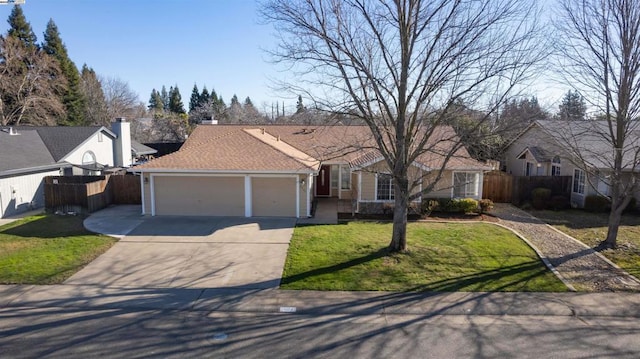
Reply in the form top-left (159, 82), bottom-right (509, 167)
top-left (573, 169), bottom-right (585, 194)
top-left (97, 132), bottom-right (103, 142)
top-left (82, 151), bottom-right (96, 176)
top-left (453, 172), bottom-right (479, 198)
top-left (525, 162), bottom-right (534, 176)
top-left (330, 165), bottom-right (339, 188)
top-left (340, 166), bottom-right (351, 190)
top-left (551, 156), bottom-right (561, 176)
top-left (376, 174), bottom-right (394, 201)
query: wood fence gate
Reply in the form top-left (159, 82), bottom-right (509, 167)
top-left (482, 171), bottom-right (513, 203)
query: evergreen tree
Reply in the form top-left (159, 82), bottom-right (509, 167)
top-left (230, 94), bottom-right (240, 106)
top-left (160, 85), bottom-right (169, 111)
top-left (296, 95), bottom-right (305, 114)
top-left (148, 89), bottom-right (164, 112)
top-left (200, 86), bottom-right (210, 105)
top-left (80, 64), bottom-right (109, 126)
top-left (189, 84), bottom-right (200, 113)
top-left (168, 85), bottom-right (186, 114)
top-left (558, 90), bottom-right (587, 121)
top-left (7, 5), bottom-right (37, 49)
top-left (244, 96), bottom-right (254, 107)
top-left (43, 19), bottom-right (86, 125)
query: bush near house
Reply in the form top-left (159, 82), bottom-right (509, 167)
top-left (478, 199), bottom-right (494, 214)
top-left (422, 198), bottom-right (479, 214)
top-left (531, 188), bottom-right (552, 210)
top-left (584, 195), bottom-right (611, 213)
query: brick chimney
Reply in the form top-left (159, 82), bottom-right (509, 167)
top-left (111, 118), bottom-right (131, 167)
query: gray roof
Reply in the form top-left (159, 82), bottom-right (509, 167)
top-left (0, 128), bottom-right (62, 175)
top-left (14, 126), bottom-right (114, 161)
top-left (131, 140), bottom-right (157, 156)
top-left (536, 120), bottom-right (640, 171)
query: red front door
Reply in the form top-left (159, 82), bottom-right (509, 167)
top-left (316, 165), bottom-right (330, 196)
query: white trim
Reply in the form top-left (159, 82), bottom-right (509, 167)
top-left (306, 174), bottom-right (312, 217)
top-left (141, 172), bottom-right (298, 178)
top-left (374, 173), bottom-right (378, 201)
top-left (131, 168), bottom-right (317, 175)
top-left (452, 171), bottom-right (482, 199)
top-left (338, 164), bottom-right (342, 200)
top-left (140, 174), bottom-right (145, 215)
top-left (296, 176), bottom-right (300, 218)
top-left (244, 176), bottom-right (252, 217)
top-left (352, 156), bottom-right (432, 172)
top-left (357, 171), bottom-right (362, 213)
top-left (150, 174), bottom-right (156, 216)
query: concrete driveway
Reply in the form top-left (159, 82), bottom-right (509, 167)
top-left (66, 206), bottom-right (296, 289)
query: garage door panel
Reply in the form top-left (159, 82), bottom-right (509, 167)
top-left (252, 177), bottom-right (296, 217)
top-left (154, 176), bottom-right (244, 216)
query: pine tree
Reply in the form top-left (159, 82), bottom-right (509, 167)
top-left (43, 19), bottom-right (86, 125)
top-left (168, 85), bottom-right (186, 114)
top-left (244, 96), bottom-right (253, 107)
top-left (296, 95), bottom-right (305, 114)
top-left (148, 89), bottom-right (164, 112)
top-left (558, 90), bottom-right (586, 121)
top-left (189, 84), bottom-right (200, 113)
top-left (80, 64), bottom-right (108, 126)
top-left (7, 5), bottom-right (38, 49)
top-left (200, 86), bottom-right (210, 105)
top-left (160, 85), bottom-right (169, 112)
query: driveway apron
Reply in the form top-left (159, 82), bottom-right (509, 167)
top-left (67, 209), bottom-right (295, 289)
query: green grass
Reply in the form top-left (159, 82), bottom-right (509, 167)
top-left (282, 221), bottom-right (567, 292)
top-left (530, 210), bottom-right (640, 279)
top-left (0, 214), bottom-right (117, 284)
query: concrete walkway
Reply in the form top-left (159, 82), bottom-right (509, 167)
top-left (0, 209), bottom-right (45, 227)
top-left (2, 284), bottom-right (640, 318)
top-left (298, 198), bottom-right (338, 225)
top-left (492, 204), bottom-right (640, 292)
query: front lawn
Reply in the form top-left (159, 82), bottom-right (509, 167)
top-left (281, 222), bottom-right (567, 292)
top-left (0, 214), bottom-right (117, 284)
top-left (530, 210), bottom-right (640, 278)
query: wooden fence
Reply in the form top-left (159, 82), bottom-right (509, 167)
top-left (483, 171), bottom-right (572, 205)
top-left (44, 175), bottom-right (140, 213)
top-left (482, 171), bottom-right (513, 203)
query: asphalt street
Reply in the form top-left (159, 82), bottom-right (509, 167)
top-left (2, 305), bottom-right (639, 358)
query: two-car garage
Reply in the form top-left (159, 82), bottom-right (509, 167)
top-left (143, 174), bottom-right (307, 218)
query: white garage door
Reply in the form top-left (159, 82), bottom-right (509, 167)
top-left (154, 176), bottom-right (244, 216)
top-left (252, 177), bottom-right (296, 217)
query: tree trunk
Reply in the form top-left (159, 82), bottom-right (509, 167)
top-left (602, 195), bottom-right (630, 249)
top-left (389, 177), bottom-right (409, 252)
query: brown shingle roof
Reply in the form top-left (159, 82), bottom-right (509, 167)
top-left (133, 124), bottom-right (489, 172)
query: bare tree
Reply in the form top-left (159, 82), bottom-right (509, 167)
top-left (556, 0), bottom-right (640, 248)
top-left (102, 76), bottom-right (146, 122)
top-left (0, 35), bottom-right (66, 126)
top-left (262, 0), bottom-right (545, 251)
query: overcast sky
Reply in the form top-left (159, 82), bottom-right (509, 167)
top-left (0, 0), bottom-right (569, 113)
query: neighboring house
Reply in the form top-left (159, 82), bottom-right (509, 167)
top-left (131, 125), bottom-right (490, 218)
top-left (0, 119), bottom-right (156, 218)
top-left (503, 120), bottom-right (640, 207)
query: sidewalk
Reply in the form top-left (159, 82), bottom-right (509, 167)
top-left (2, 284), bottom-right (640, 318)
top-left (492, 204), bottom-right (640, 292)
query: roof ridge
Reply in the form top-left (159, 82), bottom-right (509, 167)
top-left (243, 128), bottom-right (320, 170)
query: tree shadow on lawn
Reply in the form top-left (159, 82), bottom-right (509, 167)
top-left (282, 247), bottom-right (556, 292)
top-left (530, 210), bottom-right (640, 231)
top-left (2, 215), bottom-right (91, 239)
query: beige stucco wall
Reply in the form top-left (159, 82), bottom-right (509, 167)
top-left (422, 170), bottom-right (454, 198)
top-left (153, 175), bottom-right (245, 216)
top-left (358, 162), bottom-right (424, 201)
top-left (252, 177), bottom-right (296, 217)
top-left (504, 125), bottom-right (575, 177)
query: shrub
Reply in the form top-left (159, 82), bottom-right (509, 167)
top-left (478, 199), bottom-right (494, 214)
top-left (421, 199), bottom-right (440, 216)
top-left (624, 197), bottom-right (637, 213)
top-left (454, 198), bottom-right (479, 213)
top-left (531, 188), bottom-right (551, 210)
top-left (584, 195), bottom-right (610, 213)
top-left (549, 195), bottom-right (570, 211)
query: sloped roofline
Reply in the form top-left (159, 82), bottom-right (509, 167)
top-left (58, 126), bottom-right (116, 163)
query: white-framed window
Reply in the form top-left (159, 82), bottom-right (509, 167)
top-left (551, 156), bottom-right (561, 176)
top-left (340, 166), bottom-right (351, 190)
top-left (376, 173), bottom-right (394, 201)
top-left (330, 164), bottom-right (339, 188)
top-left (82, 151), bottom-right (97, 176)
top-left (573, 169), bottom-right (585, 194)
top-left (453, 172), bottom-right (479, 198)
top-left (525, 162), bottom-right (534, 176)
